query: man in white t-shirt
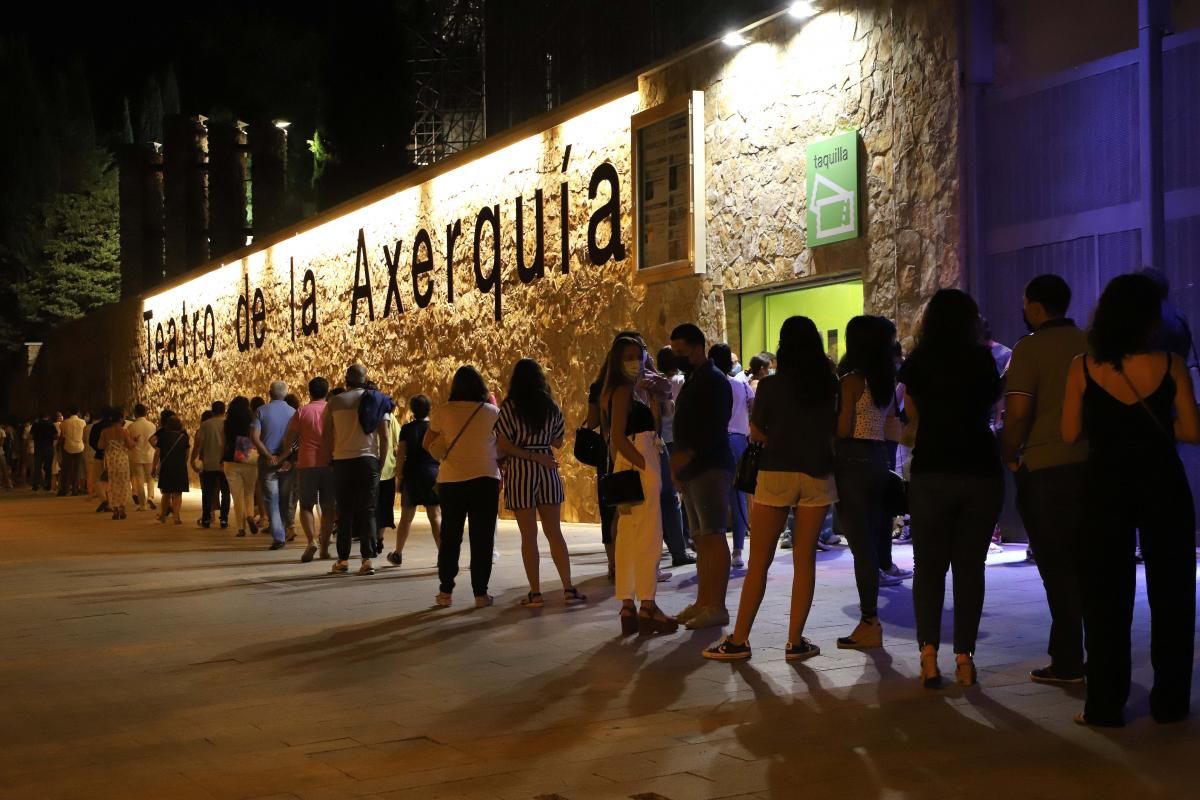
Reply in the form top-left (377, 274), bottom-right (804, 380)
top-left (57, 408), bottom-right (87, 496)
top-left (323, 364), bottom-right (391, 576)
top-left (126, 404), bottom-right (157, 511)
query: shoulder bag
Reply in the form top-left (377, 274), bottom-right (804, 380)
top-left (597, 394), bottom-right (645, 507)
top-left (573, 426), bottom-right (607, 469)
top-left (429, 402), bottom-right (484, 463)
top-left (733, 440), bottom-right (762, 494)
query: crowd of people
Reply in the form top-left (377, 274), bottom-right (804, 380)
top-left (3, 268), bottom-right (1196, 729)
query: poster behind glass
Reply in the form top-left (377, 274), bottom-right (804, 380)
top-left (638, 112), bottom-right (690, 270)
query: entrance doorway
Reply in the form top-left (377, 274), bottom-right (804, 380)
top-left (738, 278), bottom-right (864, 364)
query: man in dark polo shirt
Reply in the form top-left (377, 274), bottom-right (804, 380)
top-left (1000, 274), bottom-right (1089, 685)
top-left (670, 323), bottom-right (734, 630)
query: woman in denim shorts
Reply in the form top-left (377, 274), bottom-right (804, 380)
top-left (704, 316), bottom-right (838, 662)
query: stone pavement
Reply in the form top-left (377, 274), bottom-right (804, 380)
top-left (0, 491), bottom-right (1195, 800)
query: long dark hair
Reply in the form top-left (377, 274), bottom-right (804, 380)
top-left (838, 315), bottom-right (897, 408)
top-left (775, 316), bottom-right (837, 406)
top-left (225, 396), bottom-right (253, 439)
top-left (506, 358), bottom-right (557, 431)
top-left (449, 365), bottom-right (489, 402)
top-left (915, 289), bottom-right (984, 353)
top-left (600, 336), bottom-right (644, 415)
top-left (1089, 273), bottom-right (1163, 367)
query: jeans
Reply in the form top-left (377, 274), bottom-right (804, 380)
top-left (32, 444), bottom-right (53, 490)
top-left (657, 447), bottom-right (688, 559)
top-left (834, 440), bottom-right (891, 618)
top-left (334, 457), bottom-right (380, 561)
top-left (58, 452), bottom-right (83, 494)
top-left (200, 470), bottom-right (231, 524)
top-left (727, 433), bottom-right (749, 552)
top-left (437, 477), bottom-right (500, 597)
top-left (666, 441), bottom-right (690, 541)
top-left (260, 462), bottom-right (297, 544)
top-left (1015, 463), bottom-right (1086, 674)
top-left (909, 471), bottom-right (1004, 653)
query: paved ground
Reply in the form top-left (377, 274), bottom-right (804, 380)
top-left (0, 490), bottom-right (1195, 800)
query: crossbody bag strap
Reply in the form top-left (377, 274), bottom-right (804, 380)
top-left (443, 402), bottom-right (485, 460)
top-left (1117, 355), bottom-right (1174, 440)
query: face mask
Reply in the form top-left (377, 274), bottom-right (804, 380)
top-left (621, 360), bottom-right (642, 380)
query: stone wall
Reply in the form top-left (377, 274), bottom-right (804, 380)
top-left (120, 0), bottom-right (961, 523)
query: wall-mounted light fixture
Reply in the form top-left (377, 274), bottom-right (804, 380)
top-left (722, 31), bottom-right (749, 47)
top-left (273, 119), bottom-right (291, 131)
top-left (788, 1), bottom-right (817, 20)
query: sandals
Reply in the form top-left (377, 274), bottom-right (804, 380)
top-left (520, 592), bottom-right (545, 608)
top-left (638, 608), bottom-right (679, 636)
top-left (619, 606), bottom-right (639, 637)
top-left (563, 587), bottom-right (587, 605)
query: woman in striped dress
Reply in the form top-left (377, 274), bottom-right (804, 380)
top-left (496, 358), bottom-right (586, 608)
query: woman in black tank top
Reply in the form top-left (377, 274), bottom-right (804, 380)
top-left (1062, 273), bottom-right (1200, 727)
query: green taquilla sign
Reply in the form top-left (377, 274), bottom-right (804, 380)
top-left (805, 130), bottom-right (860, 247)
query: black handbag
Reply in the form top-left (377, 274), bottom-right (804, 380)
top-left (733, 441), bottom-right (763, 493)
top-left (573, 426), bottom-right (606, 469)
top-left (599, 468), bottom-right (644, 507)
top-left (883, 469), bottom-right (908, 517)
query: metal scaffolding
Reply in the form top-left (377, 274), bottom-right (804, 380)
top-left (408, 0), bottom-right (486, 167)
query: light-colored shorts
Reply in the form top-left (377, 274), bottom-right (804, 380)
top-left (753, 470), bottom-right (838, 508)
top-left (680, 468), bottom-right (733, 535)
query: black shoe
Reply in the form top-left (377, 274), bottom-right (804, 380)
top-left (1030, 666), bottom-right (1085, 685)
top-left (95, 501), bottom-right (110, 513)
top-left (671, 553), bottom-right (697, 567)
top-left (220, 520), bottom-right (229, 529)
top-left (387, 551), bottom-right (403, 566)
top-left (269, 541), bottom-right (286, 551)
top-left (703, 637), bottom-right (752, 661)
top-left (198, 521), bottom-right (211, 529)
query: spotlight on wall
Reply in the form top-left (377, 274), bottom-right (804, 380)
top-left (722, 30), bottom-right (749, 47)
top-left (788, 1), bottom-right (817, 19)
top-left (273, 119), bottom-right (291, 130)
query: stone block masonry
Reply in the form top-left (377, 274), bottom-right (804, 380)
top-left (20, 0), bottom-right (963, 523)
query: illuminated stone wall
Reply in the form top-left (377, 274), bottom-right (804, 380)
top-left (133, 0), bottom-right (961, 522)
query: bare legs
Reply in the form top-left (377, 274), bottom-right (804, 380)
top-left (514, 503), bottom-right (573, 595)
top-left (728, 503), bottom-right (828, 645)
top-left (394, 505), bottom-right (442, 554)
top-left (300, 506), bottom-right (318, 547)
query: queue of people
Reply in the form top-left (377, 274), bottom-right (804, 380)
top-left (6, 267), bottom-right (1196, 729)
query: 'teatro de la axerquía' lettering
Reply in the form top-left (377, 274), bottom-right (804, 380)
top-left (142, 153), bottom-right (625, 375)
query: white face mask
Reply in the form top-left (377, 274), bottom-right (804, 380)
top-left (622, 360), bottom-right (642, 380)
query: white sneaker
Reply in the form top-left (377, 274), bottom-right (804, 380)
top-left (731, 550), bottom-right (745, 569)
top-left (988, 542), bottom-right (1004, 555)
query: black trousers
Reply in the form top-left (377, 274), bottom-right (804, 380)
top-left (437, 477), bottom-right (500, 597)
top-left (1015, 463), bottom-right (1087, 674)
top-left (334, 456), bottom-right (380, 561)
top-left (32, 444), bottom-right (53, 490)
top-left (200, 470), bottom-right (231, 524)
top-left (1083, 456), bottom-right (1195, 725)
top-left (909, 472), bottom-right (1005, 653)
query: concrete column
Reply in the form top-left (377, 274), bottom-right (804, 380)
top-left (1138, 0), bottom-right (1169, 269)
top-left (249, 120), bottom-right (288, 237)
top-left (117, 143), bottom-right (164, 298)
top-left (164, 114), bottom-right (210, 275)
top-left (208, 120), bottom-right (250, 258)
